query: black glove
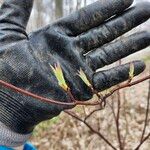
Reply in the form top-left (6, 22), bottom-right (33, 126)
top-left (0, 0), bottom-right (150, 136)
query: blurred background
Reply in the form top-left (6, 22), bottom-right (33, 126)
top-left (27, 0), bottom-right (149, 61)
top-left (27, 0), bottom-right (150, 31)
top-left (0, 0), bottom-right (149, 149)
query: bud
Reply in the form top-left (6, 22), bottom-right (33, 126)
top-left (78, 68), bottom-right (92, 87)
top-left (50, 63), bottom-right (69, 91)
top-left (129, 63), bottom-right (135, 80)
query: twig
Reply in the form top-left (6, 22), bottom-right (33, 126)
top-left (134, 78), bottom-right (150, 150)
top-left (116, 89), bottom-right (123, 150)
top-left (134, 133), bottom-right (150, 150)
top-left (64, 110), bottom-right (117, 150)
top-left (84, 107), bottom-right (103, 122)
top-left (103, 75), bottom-right (150, 99)
top-left (140, 79), bottom-right (150, 142)
top-left (108, 96), bottom-right (123, 150)
top-left (67, 90), bottom-right (77, 102)
top-left (122, 91), bottom-right (129, 148)
top-left (108, 99), bottom-right (117, 120)
top-left (82, 105), bottom-right (88, 116)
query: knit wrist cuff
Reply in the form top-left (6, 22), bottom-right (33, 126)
top-left (0, 122), bottom-right (31, 148)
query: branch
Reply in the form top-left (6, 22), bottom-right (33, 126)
top-left (64, 110), bottom-right (117, 150)
top-left (84, 107), bottom-right (103, 122)
top-left (0, 80), bottom-right (100, 106)
top-left (0, 80), bottom-right (75, 106)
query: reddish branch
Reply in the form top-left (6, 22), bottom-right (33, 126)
top-left (0, 75), bottom-right (149, 107)
top-left (103, 75), bottom-right (150, 99)
top-left (0, 80), bottom-right (75, 106)
top-left (0, 80), bottom-right (100, 106)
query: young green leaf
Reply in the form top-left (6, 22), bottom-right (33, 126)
top-left (129, 63), bottom-right (135, 80)
top-left (78, 68), bottom-right (92, 87)
top-left (50, 63), bottom-right (69, 91)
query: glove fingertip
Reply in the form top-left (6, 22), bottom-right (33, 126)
top-left (133, 60), bottom-right (146, 75)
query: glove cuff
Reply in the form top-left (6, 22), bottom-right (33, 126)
top-left (0, 122), bottom-right (31, 147)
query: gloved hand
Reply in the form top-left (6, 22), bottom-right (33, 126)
top-left (0, 0), bottom-right (150, 147)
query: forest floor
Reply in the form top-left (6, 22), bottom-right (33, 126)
top-left (30, 59), bottom-right (150, 150)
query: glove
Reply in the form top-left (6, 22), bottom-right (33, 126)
top-left (0, 0), bottom-right (150, 147)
